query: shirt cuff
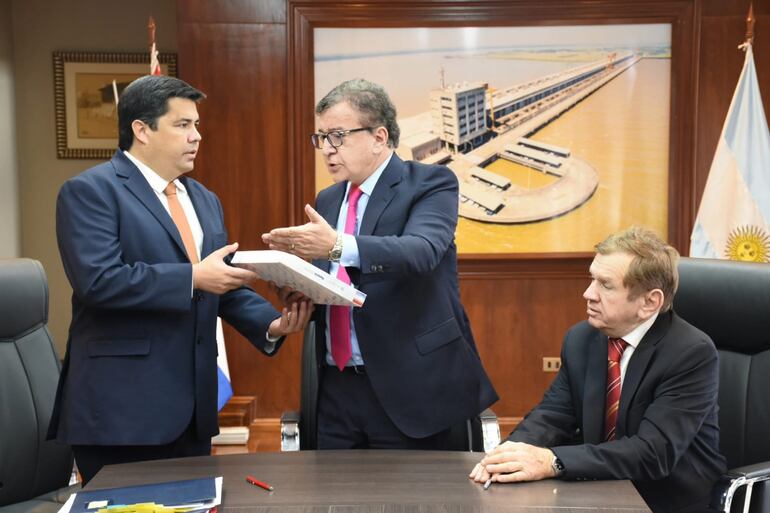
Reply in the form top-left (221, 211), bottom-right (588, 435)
top-left (264, 331), bottom-right (280, 354)
top-left (340, 233), bottom-right (360, 268)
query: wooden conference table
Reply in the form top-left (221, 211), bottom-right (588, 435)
top-left (87, 450), bottom-right (651, 513)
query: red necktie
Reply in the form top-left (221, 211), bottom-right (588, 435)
top-left (604, 337), bottom-right (628, 441)
top-left (329, 185), bottom-right (363, 370)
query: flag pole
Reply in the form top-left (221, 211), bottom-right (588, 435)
top-left (738, 3), bottom-right (755, 51)
top-left (148, 16), bottom-right (156, 49)
top-left (148, 16), bottom-right (161, 75)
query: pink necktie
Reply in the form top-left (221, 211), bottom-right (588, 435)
top-left (604, 337), bottom-right (628, 441)
top-left (329, 185), bottom-right (363, 370)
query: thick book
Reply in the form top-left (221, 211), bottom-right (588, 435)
top-left (64, 477), bottom-right (222, 513)
top-left (231, 250), bottom-right (366, 307)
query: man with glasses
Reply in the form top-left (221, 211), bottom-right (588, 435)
top-left (263, 78), bottom-right (498, 449)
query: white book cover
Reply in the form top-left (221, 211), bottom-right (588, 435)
top-left (231, 250), bottom-right (366, 307)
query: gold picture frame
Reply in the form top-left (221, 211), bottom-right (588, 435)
top-left (53, 51), bottom-right (177, 159)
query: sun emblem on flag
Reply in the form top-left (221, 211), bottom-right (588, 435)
top-left (725, 226), bottom-right (770, 262)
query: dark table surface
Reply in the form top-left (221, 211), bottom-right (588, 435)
top-left (87, 450), bottom-right (651, 513)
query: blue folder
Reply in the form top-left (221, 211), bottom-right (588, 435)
top-left (70, 477), bottom-right (217, 513)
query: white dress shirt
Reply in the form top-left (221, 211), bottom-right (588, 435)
top-left (617, 311), bottom-right (659, 386)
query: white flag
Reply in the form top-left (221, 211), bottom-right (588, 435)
top-left (690, 45), bottom-right (770, 262)
top-left (216, 317), bottom-right (233, 411)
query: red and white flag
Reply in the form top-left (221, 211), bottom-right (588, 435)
top-left (150, 41), bottom-right (161, 75)
top-left (148, 16), bottom-right (161, 75)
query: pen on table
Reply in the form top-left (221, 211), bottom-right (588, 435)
top-left (483, 476), bottom-right (493, 490)
top-left (246, 475), bottom-right (274, 491)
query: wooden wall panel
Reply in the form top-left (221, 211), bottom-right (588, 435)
top-left (178, 2), bottom-right (301, 418)
top-left (176, 0), bottom-right (770, 445)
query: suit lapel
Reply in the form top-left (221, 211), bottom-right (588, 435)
top-left (617, 311), bottom-right (673, 436)
top-left (358, 154), bottom-right (403, 236)
top-left (113, 151), bottom-right (189, 259)
top-left (182, 177), bottom-right (216, 259)
top-left (583, 331), bottom-right (608, 444)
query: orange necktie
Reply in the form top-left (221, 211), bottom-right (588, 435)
top-left (163, 182), bottom-right (199, 264)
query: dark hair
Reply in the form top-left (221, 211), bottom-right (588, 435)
top-left (118, 75), bottom-right (206, 151)
top-left (595, 226), bottom-right (680, 311)
top-left (316, 78), bottom-right (400, 148)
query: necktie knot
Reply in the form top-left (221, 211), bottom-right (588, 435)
top-left (348, 185), bottom-right (363, 210)
top-left (163, 182), bottom-right (177, 197)
top-left (608, 338), bottom-right (628, 363)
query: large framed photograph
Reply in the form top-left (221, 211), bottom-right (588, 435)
top-left (53, 51), bottom-right (177, 159)
top-left (288, 1), bottom-right (698, 259)
top-left (313, 25), bottom-right (671, 254)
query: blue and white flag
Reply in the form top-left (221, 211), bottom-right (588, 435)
top-left (216, 317), bottom-right (233, 411)
top-left (690, 45), bottom-right (770, 262)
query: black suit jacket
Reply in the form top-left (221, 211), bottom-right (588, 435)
top-left (311, 154), bottom-right (498, 438)
top-left (510, 311), bottom-right (726, 512)
top-left (48, 151), bottom-right (283, 446)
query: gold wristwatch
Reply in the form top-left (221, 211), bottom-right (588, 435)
top-left (328, 233), bottom-right (344, 262)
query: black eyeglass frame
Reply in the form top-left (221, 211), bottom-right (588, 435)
top-left (310, 127), bottom-right (375, 149)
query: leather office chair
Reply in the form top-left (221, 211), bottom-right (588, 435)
top-left (674, 257), bottom-right (770, 513)
top-left (281, 321), bottom-right (500, 452)
top-left (0, 259), bottom-right (77, 513)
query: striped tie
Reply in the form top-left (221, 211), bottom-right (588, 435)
top-left (604, 337), bottom-right (628, 441)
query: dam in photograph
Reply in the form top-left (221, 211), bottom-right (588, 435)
top-left (395, 51), bottom-right (640, 224)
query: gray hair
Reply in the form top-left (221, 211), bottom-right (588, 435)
top-left (316, 78), bottom-right (400, 148)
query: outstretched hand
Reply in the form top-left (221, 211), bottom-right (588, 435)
top-left (261, 204), bottom-right (337, 259)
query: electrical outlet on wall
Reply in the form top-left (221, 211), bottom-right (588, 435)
top-left (542, 357), bottom-right (561, 372)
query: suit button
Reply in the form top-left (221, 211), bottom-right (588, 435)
top-left (196, 337), bottom-right (202, 345)
top-left (370, 265), bottom-right (377, 272)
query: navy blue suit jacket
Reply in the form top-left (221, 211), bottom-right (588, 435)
top-left (312, 154), bottom-right (498, 438)
top-left (48, 151), bottom-right (282, 446)
top-left (510, 311), bottom-right (726, 512)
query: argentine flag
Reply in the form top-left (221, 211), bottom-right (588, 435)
top-left (690, 45), bottom-right (770, 263)
top-left (216, 317), bottom-right (233, 411)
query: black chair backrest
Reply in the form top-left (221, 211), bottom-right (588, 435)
top-left (299, 321), bottom-right (319, 450)
top-left (0, 259), bottom-right (73, 506)
top-left (674, 257), bottom-right (770, 469)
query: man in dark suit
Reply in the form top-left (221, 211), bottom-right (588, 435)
top-left (263, 78), bottom-right (497, 449)
top-left (470, 227), bottom-right (726, 512)
top-left (48, 75), bottom-right (311, 484)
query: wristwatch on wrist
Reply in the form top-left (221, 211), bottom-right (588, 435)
top-left (551, 454), bottom-right (565, 477)
top-left (328, 233), bottom-right (344, 262)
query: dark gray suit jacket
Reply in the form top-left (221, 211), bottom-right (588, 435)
top-left (510, 311), bottom-right (726, 512)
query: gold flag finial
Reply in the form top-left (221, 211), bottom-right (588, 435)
top-left (148, 16), bottom-right (157, 47)
top-left (739, 3), bottom-right (755, 51)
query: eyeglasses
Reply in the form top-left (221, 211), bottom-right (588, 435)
top-left (310, 127), bottom-right (374, 149)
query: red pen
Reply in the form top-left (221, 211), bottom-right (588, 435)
top-left (246, 475), bottom-right (274, 491)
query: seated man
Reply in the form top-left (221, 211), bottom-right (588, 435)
top-left (470, 227), bottom-right (726, 513)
